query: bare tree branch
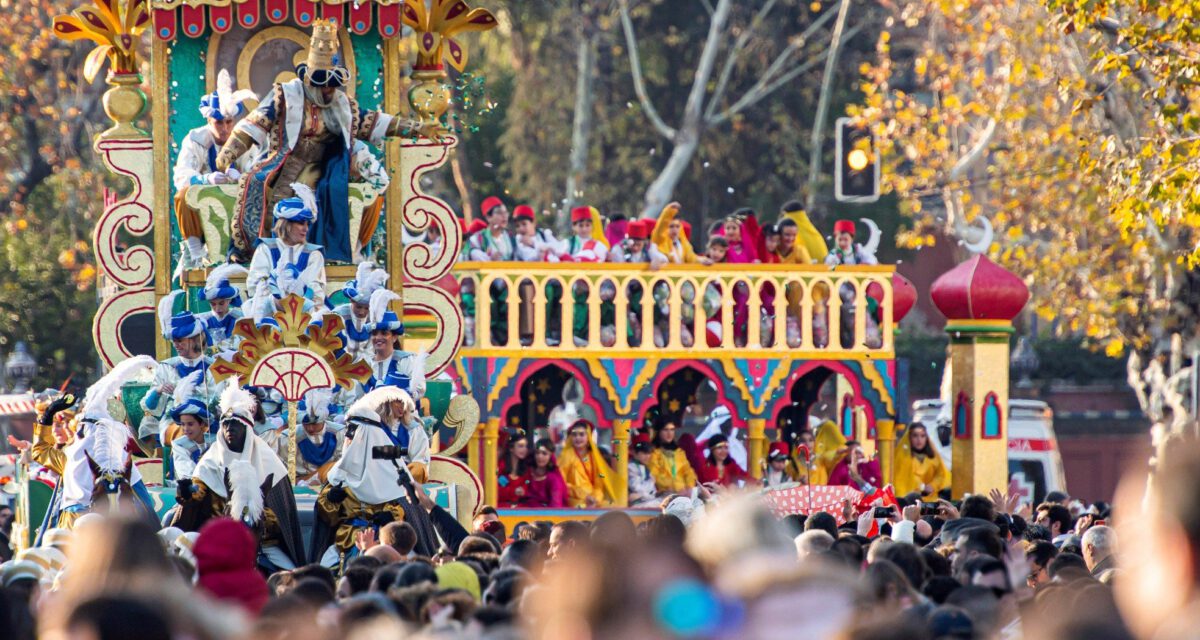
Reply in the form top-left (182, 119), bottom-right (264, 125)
top-left (805, 0), bottom-right (853, 209)
top-left (618, 0), bottom-right (677, 139)
top-left (706, 5), bottom-right (842, 125)
top-left (705, 0), bottom-right (780, 120)
top-left (697, 0), bottom-right (714, 16)
top-left (682, 0), bottom-right (732, 126)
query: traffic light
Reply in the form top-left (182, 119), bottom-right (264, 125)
top-left (835, 117), bottom-right (880, 203)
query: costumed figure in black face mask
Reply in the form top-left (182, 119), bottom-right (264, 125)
top-left (172, 383), bottom-right (305, 572)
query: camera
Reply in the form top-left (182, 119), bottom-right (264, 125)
top-left (921, 503), bottom-right (941, 516)
top-left (872, 507), bottom-right (894, 518)
top-left (371, 445), bottom-right (409, 460)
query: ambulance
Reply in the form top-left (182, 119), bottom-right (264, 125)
top-left (910, 399), bottom-right (1068, 506)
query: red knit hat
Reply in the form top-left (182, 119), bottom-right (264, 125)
top-left (767, 441), bottom-right (790, 461)
top-left (466, 218), bottom-right (488, 237)
top-left (481, 196), bottom-right (504, 216)
top-left (570, 206), bottom-right (593, 224)
top-left (627, 219), bottom-right (650, 240)
top-left (513, 204), bottom-right (535, 221)
top-left (833, 219), bottom-right (856, 236)
top-left (194, 518), bottom-right (269, 615)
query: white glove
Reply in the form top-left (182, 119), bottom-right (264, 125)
top-left (205, 172), bottom-right (233, 185)
top-left (225, 167), bottom-right (242, 181)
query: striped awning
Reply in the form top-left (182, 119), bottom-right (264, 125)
top-left (150, 0), bottom-right (407, 41)
top-left (0, 396), bottom-right (36, 416)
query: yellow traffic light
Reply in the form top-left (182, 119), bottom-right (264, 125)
top-left (847, 148), bottom-right (870, 172)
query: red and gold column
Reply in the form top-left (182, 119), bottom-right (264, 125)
top-left (931, 254), bottom-right (1029, 498)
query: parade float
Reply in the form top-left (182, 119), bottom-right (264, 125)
top-left (11, 0), bottom-right (1031, 548)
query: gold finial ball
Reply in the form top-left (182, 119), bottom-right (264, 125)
top-left (306, 19), bottom-right (341, 72)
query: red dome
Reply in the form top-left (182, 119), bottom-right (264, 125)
top-left (930, 255), bottom-right (1028, 321)
top-left (893, 272), bottom-right (917, 323)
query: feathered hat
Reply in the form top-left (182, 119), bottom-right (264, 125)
top-left (218, 381), bottom-right (256, 429)
top-left (342, 261), bottom-right (390, 305)
top-left (81, 355), bottom-right (156, 423)
top-left (365, 288), bottom-right (403, 334)
top-left (199, 69), bottom-right (258, 122)
top-left (300, 387), bottom-right (333, 425)
top-left (168, 371), bottom-right (211, 424)
top-left (274, 182), bottom-right (318, 223)
top-left (199, 263), bottom-right (248, 304)
top-left (158, 291), bottom-right (203, 341)
top-left (345, 384), bottom-right (413, 428)
top-left (296, 20), bottom-right (348, 88)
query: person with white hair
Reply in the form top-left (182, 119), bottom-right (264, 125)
top-left (173, 384), bottom-right (305, 572)
top-left (1083, 525), bottom-right (1117, 581)
top-left (312, 385), bottom-right (437, 568)
top-left (795, 529), bottom-right (835, 560)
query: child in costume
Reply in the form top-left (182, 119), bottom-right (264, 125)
top-left (196, 264), bottom-right (247, 356)
top-left (246, 183), bottom-right (328, 307)
top-left (824, 219), bottom-right (882, 348)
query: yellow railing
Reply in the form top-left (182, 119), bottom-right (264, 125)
top-left (454, 262), bottom-right (895, 359)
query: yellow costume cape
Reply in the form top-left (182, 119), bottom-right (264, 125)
top-left (892, 425), bottom-right (949, 501)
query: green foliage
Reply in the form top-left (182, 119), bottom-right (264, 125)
top-left (0, 185), bottom-right (98, 390)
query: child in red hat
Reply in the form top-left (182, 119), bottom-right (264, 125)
top-left (764, 441), bottom-right (792, 488)
top-left (825, 218), bottom-right (883, 348)
top-left (469, 196), bottom-right (516, 261)
top-left (513, 204), bottom-right (558, 262)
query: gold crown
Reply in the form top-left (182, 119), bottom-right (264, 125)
top-left (306, 20), bottom-right (341, 72)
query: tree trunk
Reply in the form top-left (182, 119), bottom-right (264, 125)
top-left (641, 122), bottom-right (702, 219)
top-left (565, 29), bottom-right (598, 211)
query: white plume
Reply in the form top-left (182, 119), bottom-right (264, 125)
top-left (368, 288), bottom-right (400, 326)
top-left (410, 351), bottom-right (429, 399)
top-left (228, 460), bottom-right (264, 524)
top-left (218, 381), bottom-right (256, 422)
top-left (172, 370), bottom-right (204, 409)
top-left (158, 291), bottom-right (183, 337)
top-left (359, 265), bottom-right (389, 300)
top-left (353, 261), bottom-right (374, 290)
top-left (203, 263), bottom-right (247, 298)
top-left (290, 182), bottom-right (318, 220)
top-left (249, 281), bottom-right (274, 324)
top-left (82, 355), bottom-right (156, 421)
top-left (90, 420), bottom-right (132, 473)
top-left (303, 387), bottom-right (332, 422)
top-left (216, 69), bottom-right (258, 119)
